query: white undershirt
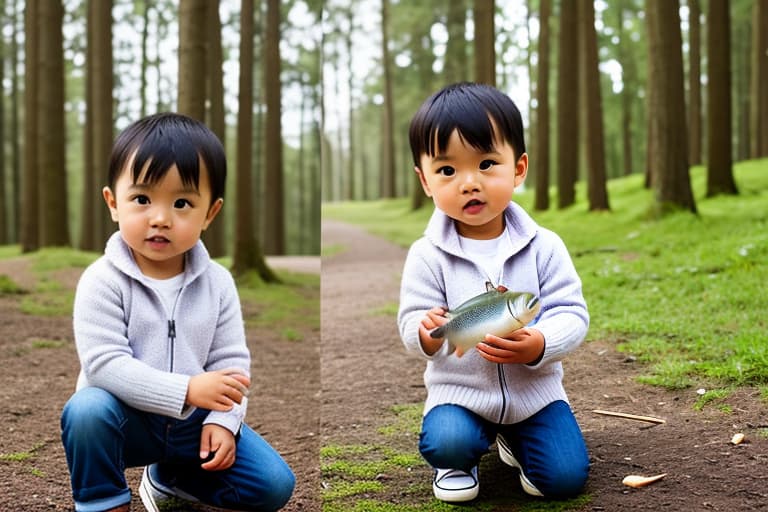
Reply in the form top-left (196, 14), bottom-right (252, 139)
top-left (458, 230), bottom-right (513, 286)
top-left (143, 273), bottom-right (185, 317)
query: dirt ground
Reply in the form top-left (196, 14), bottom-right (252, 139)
top-left (2, 221), bottom-right (767, 512)
top-left (0, 255), bottom-right (320, 512)
top-left (320, 220), bottom-right (768, 511)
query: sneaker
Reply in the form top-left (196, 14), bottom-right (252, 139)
top-left (496, 435), bottom-right (543, 497)
top-left (138, 465), bottom-right (199, 512)
top-left (432, 466), bottom-right (479, 502)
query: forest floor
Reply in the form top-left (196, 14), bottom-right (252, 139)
top-left (320, 220), bottom-right (768, 512)
top-left (1, 220), bottom-right (767, 512)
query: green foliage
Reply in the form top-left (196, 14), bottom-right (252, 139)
top-left (370, 302), bottom-right (399, 317)
top-left (0, 246), bottom-right (22, 259)
top-left (324, 159), bottom-right (768, 391)
top-left (0, 275), bottom-right (25, 295)
top-left (377, 403), bottom-right (422, 436)
top-left (237, 270), bottom-right (320, 340)
top-left (29, 247), bottom-right (100, 272)
top-left (693, 389), bottom-right (732, 411)
top-left (0, 441), bottom-right (46, 463)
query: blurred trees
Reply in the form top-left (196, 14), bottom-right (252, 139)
top-left (321, 0), bottom-right (760, 218)
top-left (1, 0), bottom-right (321, 256)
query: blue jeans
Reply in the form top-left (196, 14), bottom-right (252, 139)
top-left (61, 387), bottom-right (295, 512)
top-left (419, 401), bottom-right (589, 499)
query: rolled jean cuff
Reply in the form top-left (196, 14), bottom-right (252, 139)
top-left (75, 489), bottom-right (130, 512)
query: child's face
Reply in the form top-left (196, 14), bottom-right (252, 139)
top-left (103, 156), bottom-right (222, 279)
top-left (417, 129), bottom-right (527, 239)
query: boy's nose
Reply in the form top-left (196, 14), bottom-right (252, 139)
top-left (149, 207), bottom-right (171, 227)
top-left (460, 174), bottom-right (481, 193)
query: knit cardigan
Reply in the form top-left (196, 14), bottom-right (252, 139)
top-left (397, 202), bottom-right (589, 424)
top-left (72, 232), bottom-right (250, 435)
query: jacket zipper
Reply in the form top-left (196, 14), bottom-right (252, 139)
top-left (497, 364), bottom-right (509, 423)
top-left (167, 288), bottom-right (183, 373)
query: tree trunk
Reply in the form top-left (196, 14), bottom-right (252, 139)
top-left (177, 0), bottom-right (206, 120)
top-left (473, 0), bottom-right (495, 85)
top-left (706, 0), bottom-right (737, 197)
top-left (37, 0), bottom-right (69, 246)
top-left (751, 1), bottom-right (768, 157)
top-left (0, 0), bottom-right (6, 244)
top-left (82, 0), bottom-right (113, 251)
top-left (264, 0), bottom-right (285, 254)
top-left (140, 0), bottom-right (150, 117)
top-left (203, 0), bottom-right (226, 257)
top-left (617, 0), bottom-right (636, 176)
top-left (21, 0), bottom-right (39, 252)
top-left (533, 0), bottom-right (550, 211)
top-left (579, 0), bottom-right (609, 211)
top-left (10, 0), bottom-right (20, 242)
top-left (232, 0), bottom-right (277, 281)
top-left (687, 0), bottom-right (702, 165)
top-left (646, 0), bottom-right (696, 214)
top-left (444, 0), bottom-right (467, 84)
top-left (345, 7), bottom-right (355, 200)
top-left (380, 0), bottom-right (396, 198)
top-left (557, 0), bottom-right (578, 208)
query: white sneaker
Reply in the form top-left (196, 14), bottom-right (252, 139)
top-left (432, 466), bottom-right (479, 502)
top-left (496, 435), bottom-right (543, 496)
top-left (138, 465), bottom-right (199, 512)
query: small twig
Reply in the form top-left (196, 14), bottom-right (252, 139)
top-left (592, 409), bottom-right (666, 424)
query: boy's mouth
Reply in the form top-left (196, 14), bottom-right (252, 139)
top-left (463, 199), bottom-right (486, 213)
top-left (146, 235), bottom-right (170, 244)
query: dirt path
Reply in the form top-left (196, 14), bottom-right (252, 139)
top-left (0, 256), bottom-right (320, 512)
top-left (320, 220), bottom-right (768, 511)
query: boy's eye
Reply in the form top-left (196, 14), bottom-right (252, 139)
top-left (437, 166), bottom-right (455, 177)
top-left (479, 159), bottom-right (498, 171)
top-left (132, 195), bottom-right (150, 205)
top-left (174, 199), bottom-right (192, 209)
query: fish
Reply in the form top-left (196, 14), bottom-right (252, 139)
top-left (430, 282), bottom-right (541, 353)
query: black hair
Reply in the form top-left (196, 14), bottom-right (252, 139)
top-left (107, 113), bottom-right (226, 204)
top-left (408, 82), bottom-right (526, 168)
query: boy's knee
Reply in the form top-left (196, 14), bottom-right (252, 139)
top-left (61, 387), bottom-right (121, 436)
top-left (531, 464), bottom-right (589, 499)
top-left (238, 465), bottom-right (295, 512)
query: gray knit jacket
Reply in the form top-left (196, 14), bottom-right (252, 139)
top-left (72, 232), bottom-right (250, 435)
top-left (397, 202), bottom-right (589, 424)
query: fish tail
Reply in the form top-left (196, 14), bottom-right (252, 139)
top-left (430, 326), bottom-right (445, 339)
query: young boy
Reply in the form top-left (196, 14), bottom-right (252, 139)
top-left (397, 83), bottom-right (590, 502)
top-left (61, 113), bottom-right (295, 512)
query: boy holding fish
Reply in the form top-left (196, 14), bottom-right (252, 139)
top-left (398, 82), bottom-right (590, 502)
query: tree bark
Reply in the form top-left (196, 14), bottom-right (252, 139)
top-left (380, 0), bottom-right (396, 198)
top-left (706, 0), bottom-right (737, 197)
top-left (37, 0), bottom-right (69, 246)
top-left (21, 0), bottom-right (39, 252)
top-left (579, 0), bottom-right (609, 211)
top-left (232, 0), bottom-right (277, 281)
top-left (473, 0), bottom-right (495, 85)
top-left (533, 0), bottom-right (550, 211)
top-left (444, 0), bottom-right (467, 84)
top-left (177, 0), bottom-right (206, 120)
top-left (750, 1), bottom-right (768, 157)
top-left (687, 0), bottom-right (702, 165)
top-left (557, 0), bottom-right (578, 208)
top-left (645, 0), bottom-right (696, 214)
top-left (264, 0), bottom-right (285, 254)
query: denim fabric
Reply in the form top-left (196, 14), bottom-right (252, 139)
top-left (61, 387), bottom-right (294, 511)
top-left (419, 400), bottom-right (589, 499)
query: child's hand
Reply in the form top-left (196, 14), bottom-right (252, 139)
top-left (186, 369), bottom-right (251, 411)
top-left (476, 328), bottom-right (545, 365)
top-left (418, 307), bottom-right (449, 356)
top-left (199, 424), bottom-right (237, 471)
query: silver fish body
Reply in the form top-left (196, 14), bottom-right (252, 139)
top-left (430, 287), bottom-right (541, 352)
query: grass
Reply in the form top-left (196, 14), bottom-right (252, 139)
top-left (323, 159), bottom-right (768, 393)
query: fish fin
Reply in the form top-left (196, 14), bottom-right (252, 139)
top-left (430, 326), bottom-right (445, 339)
top-left (485, 281), bottom-right (495, 292)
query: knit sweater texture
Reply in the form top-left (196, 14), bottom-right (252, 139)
top-left (397, 202), bottom-right (589, 424)
top-left (72, 232), bottom-right (250, 435)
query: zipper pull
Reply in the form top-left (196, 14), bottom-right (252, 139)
top-left (168, 319), bottom-right (176, 339)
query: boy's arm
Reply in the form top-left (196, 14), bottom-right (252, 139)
top-left (525, 232), bottom-right (590, 369)
top-left (202, 267), bottom-right (251, 435)
top-left (73, 265), bottom-right (191, 418)
top-left (397, 245), bottom-right (448, 360)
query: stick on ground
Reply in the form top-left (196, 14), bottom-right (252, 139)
top-left (592, 409), bottom-right (666, 424)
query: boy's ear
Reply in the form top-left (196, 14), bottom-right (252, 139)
top-left (513, 153), bottom-right (529, 188)
top-left (102, 186), bottom-right (119, 222)
top-left (415, 166), bottom-right (433, 197)
top-left (202, 198), bottom-right (224, 231)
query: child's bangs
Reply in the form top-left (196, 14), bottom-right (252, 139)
top-left (130, 133), bottom-right (201, 191)
top-left (427, 105), bottom-right (500, 158)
